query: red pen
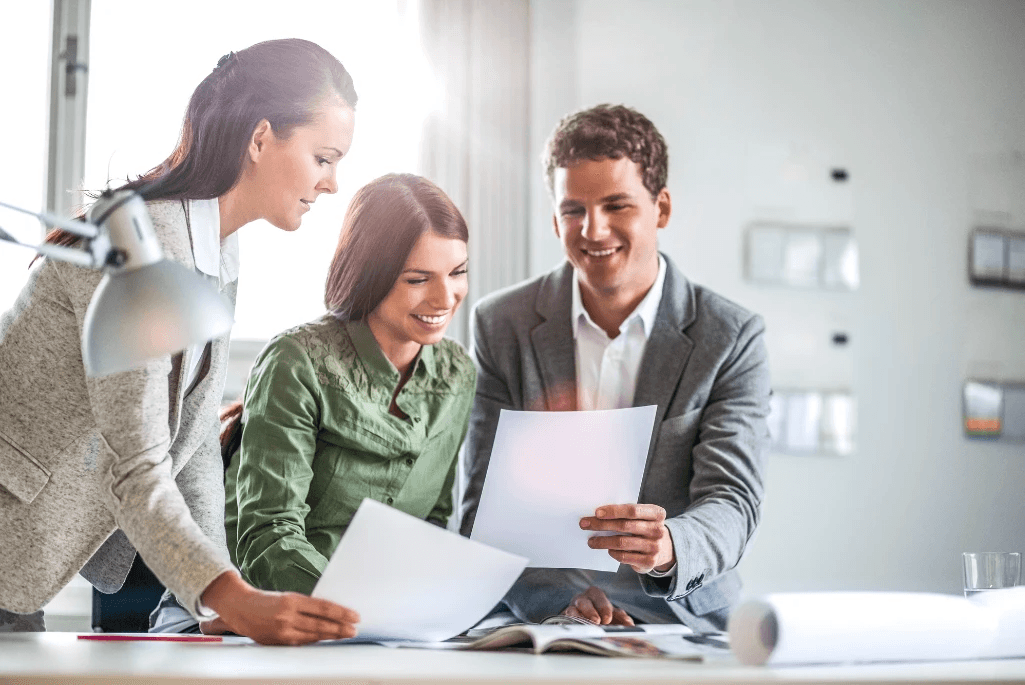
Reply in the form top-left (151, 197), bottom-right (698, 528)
top-left (78, 634), bottom-right (223, 643)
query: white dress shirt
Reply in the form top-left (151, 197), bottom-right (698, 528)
top-left (572, 254), bottom-right (666, 411)
top-left (184, 198), bottom-right (239, 392)
top-left (571, 254), bottom-right (677, 579)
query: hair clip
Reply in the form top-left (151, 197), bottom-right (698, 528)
top-left (214, 51), bottom-right (237, 71)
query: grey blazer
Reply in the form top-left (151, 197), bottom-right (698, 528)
top-left (460, 254), bottom-right (771, 629)
top-left (0, 200), bottom-right (235, 617)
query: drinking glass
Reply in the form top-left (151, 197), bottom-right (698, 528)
top-left (962, 552), bottom-right (1021, 598)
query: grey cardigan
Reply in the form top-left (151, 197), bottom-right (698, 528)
top-left (460, 254), bottom-right (771, 629)
top-left (0, 200), bottom-right (235, 617)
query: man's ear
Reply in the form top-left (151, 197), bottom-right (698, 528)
top-left (552, 213), bottom-right (562, 239)
top-left (248, 119), bottom-right (273, 163)
top-left (655, 188), bottom-right (672, 229)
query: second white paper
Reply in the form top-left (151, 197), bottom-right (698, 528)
top-left (312, 498), bottom-right (528, 642)
top-left (470, 406), bottom-right (657, 572)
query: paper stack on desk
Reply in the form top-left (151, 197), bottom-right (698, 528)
top-left (729, 588), bottom-right (1025, 665)
top-left (312, 498), bottom-right (528, 643)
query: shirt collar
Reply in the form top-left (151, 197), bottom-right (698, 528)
top-left (188, 198), bottom-right (239, 285)
top-left (343, 318), bottom-right (436, 384)
top-left (572, 253), bottom-right (667, 340)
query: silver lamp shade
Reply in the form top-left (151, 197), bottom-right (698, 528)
top-left (82, 259), bottom-right (234, 376)
top-left (2, 189), bottom-right (235, 376)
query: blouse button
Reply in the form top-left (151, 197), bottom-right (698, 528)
top-left (405, 458), bottom-right (414, 466)
top-left (386, 497), bottom-right (394, 505)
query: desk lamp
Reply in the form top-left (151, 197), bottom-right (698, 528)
top-left (0, 190), bottom-right (233, 376)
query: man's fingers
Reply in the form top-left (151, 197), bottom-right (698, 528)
top-left (571, 597), bottom-right (602, 624)
top-left (611, 608), bottom-right (635, 626)
top-left (607, 550), bottom-right (658, 572)
top-left (588, 534), bottom-right (660, 554)
top-left (564, 605), bottom-right (595, 624)
top-left (580, 517), bottom-right (661, 536)
top-left (583, 586), bottom-right (614, 624)
top-left (564, 588), bottom-right (633, 627)
top-left (592, 503), bottom-right (666, 522)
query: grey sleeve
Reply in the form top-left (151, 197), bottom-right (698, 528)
top-left (151, 419), bottom-right (231, 632)
top-left (57, 261), bottom-right (234, 619)
top-left (641, 314), bottom-right (771, 601)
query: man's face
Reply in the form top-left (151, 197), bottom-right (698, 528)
top-left (552, 156), bottom-right (671, 305)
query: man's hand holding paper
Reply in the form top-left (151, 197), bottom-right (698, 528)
top-left (581, 503), bottom-right (676, 574)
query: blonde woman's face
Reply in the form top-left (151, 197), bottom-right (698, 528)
top-left (368, 232), bottom-right (469, 352)
top-left (249, 101), bottom-right (356, 231)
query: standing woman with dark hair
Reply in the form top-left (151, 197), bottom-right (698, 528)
top-left (219, 173), bottom-right (474, 598)
top-left (0, 38), bottom-right (361, 644)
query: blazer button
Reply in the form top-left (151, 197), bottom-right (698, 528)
top-left (405, 458), bottom-right (414, 466)
top-left (386, 497), bottom-right (394, 505)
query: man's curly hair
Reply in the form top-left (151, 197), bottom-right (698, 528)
top-left (543, 104), bottom-right (668, 200)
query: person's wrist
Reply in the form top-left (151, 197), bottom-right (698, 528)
top-left (201, 571), bottom-right (251, 619)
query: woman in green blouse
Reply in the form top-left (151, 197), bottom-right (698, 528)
top-left (220, 173), bottom-right (475, 595)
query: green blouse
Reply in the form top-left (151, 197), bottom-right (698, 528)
top-left (224, 314), bottom-right (476, 595)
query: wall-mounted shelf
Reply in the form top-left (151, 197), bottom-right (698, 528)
top-left (969, 227), bottom-right (1025, 290)
top-left (745, 223), bottom-right (859, 291)
top-left (767, 389), bottom-right (857, 456)
top-left (963, 380), bottom-right (1025, 441)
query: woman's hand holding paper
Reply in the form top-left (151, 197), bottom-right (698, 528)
top-left (201, 571), bottom-right (360, 645)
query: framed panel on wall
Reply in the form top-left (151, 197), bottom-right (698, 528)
top-left (969, 228), bottom-right (1025, 289)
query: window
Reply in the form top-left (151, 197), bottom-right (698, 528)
top-left (1, 0), bottom-right (436, 630)
top-left (84, 0), bottom-right (435, 340)
top-left (0, 5), bottom-right (51, 314)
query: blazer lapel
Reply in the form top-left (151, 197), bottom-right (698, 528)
top-left (168, 348), bottom-right (189, 439)
top-left (633, 254), bottom-right (697, 423)
top-left (165, 203), bottom-right (213, 438)
top-left (529, 264), bottom-right (578, 411)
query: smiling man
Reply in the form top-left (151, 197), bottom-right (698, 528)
top-left (459, 104), bottom-right (771, 631)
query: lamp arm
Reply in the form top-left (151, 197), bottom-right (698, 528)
top-left (0, 224), bottom-right (111, 270)
top-left (0, 200), bottom-right (99, 239)
top-left (1, 199), bottom-right (111, 269)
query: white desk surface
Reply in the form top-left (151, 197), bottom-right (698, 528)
top-left (2, 633), bottom-right (1025, 685)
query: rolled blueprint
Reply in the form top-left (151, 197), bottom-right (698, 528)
top-left (728, 588), bottom-right (1025, 666)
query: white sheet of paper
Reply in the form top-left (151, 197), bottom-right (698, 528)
top-left (311, 498), bottom-right (528, 643)
top-left (729, 589), bottom-right (1025, 665)
top-left (470, 406), bottom-right (657, 571)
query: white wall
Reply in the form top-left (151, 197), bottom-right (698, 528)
top-left (529, 0), bottom-right (1025, 596)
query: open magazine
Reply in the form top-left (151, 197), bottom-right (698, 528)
top-left (446, 616), bottom-right (728, 659)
